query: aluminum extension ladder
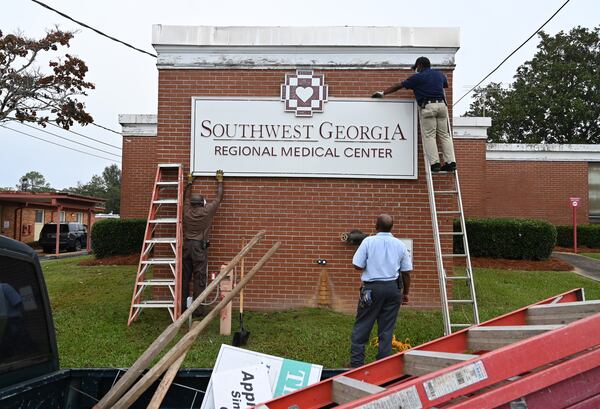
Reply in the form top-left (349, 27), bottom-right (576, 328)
top-left (127, 164), bottom-right (184, 325)
top-left (424, 149), bottom-right (480, 335)
top-left (258, 288), bottom-right (600, 409)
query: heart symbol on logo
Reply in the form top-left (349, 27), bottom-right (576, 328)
top-left (295, 87), bottom-right (314, 102)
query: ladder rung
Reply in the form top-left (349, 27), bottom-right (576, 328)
top-left (145, 238), bottom-right (177, 244)
top-left (443, 253), bottom-right (466, 257)
top-left (133, 301), bottom-right (174, 308)
top-left (156, 181), bottom-right (178, 186)
top-left (142, 258), bottom-right (176, 265)
top-left (158, 163), bottom-right (182, 168)
top-left (138, 279), bottom-right (175, 286)
top-left (438, 210), bottom-right (461, 214)
top-left (153, 199), bottom-right (178, 204)
top-left (450, 323), bottom-right (472, 328)
top-left (149, 218), bottom-right (178, 224)
top-left (435, 190), bottom-right (458, 195)
top-left (439, 232), bottom-right (463, 235)
top-left (446, 276), bottom-right (470, 280)
top-left (448, 299), bottom-right (474, 304)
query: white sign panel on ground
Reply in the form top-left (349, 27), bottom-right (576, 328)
top-left (191, 98), bottom-right (418, 179)
top-left (200, 344), bottom-right (322, 409)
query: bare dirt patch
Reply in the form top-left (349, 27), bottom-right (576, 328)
top-left (79, 254), bottom-right (138, 266)
top-left (456, 256), bottom-right (573, 271)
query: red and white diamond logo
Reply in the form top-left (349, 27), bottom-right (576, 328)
top-left (281, 70), bottom-right (328, 117)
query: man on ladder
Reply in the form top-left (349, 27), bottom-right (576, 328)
top-left (372, 56), bottom-right (456, 173)
top-left (182, 169), bottom-right (224, 317)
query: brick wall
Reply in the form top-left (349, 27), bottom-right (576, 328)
top-left (121, 136), bottom-right (157, 218)
top-left (118, 68), bottom-right (456, 313)
top-left (454, 139), bottom-right (487, 218)
top-left (485, 161), bottom-right (588, 225)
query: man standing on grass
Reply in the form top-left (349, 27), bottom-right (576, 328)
top-left (372, 56), bottom-right (456, 173)
top-left (349, 214), bottom-right (412, 368)
top-left (182, 169), bottom-right (224, 317)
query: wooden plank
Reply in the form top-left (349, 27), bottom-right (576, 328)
top-left (110, 242), bottom-right (281, 409)
top-left (468, 325), bottom-right (563, 351)
top-left (403, 350), bottom-right (478, 377)
top-left (332, 376), bottom-right (385, 404)
top-left (94, 230), bottom-right (266, 409)
top-left (527, 300), bottom-right (600, 325)
top-left (147, 322), bottom-right (200, 409)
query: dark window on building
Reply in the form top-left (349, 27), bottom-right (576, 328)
top-left (589, 163), bottom-right (600, 223)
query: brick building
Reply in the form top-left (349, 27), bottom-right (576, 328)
top-left (0, 192), bottom-right (104, 252)
top-left (119, 25), bottom-right (600, 314)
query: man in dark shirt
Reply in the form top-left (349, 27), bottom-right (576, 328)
top-left (182, 169), bottom-right (224, 316)
top-left (372, 56), bottom-right (456, 172)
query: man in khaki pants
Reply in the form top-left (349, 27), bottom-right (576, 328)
top-left (372, 56), bottom-right (455, 172)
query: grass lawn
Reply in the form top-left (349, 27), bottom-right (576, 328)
top-left (581, 252), bottom-right (600, 260)
top-left (42, 257), bottom-right (600, 369)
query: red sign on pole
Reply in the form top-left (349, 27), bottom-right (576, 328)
top-left (569, 197), bottom-right (581, 254)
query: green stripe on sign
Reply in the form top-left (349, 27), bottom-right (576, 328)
top-left (273, 359), bottom-right (313, 397)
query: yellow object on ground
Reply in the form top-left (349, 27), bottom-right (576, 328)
top-left (370, 335), bottom-right (412, 352)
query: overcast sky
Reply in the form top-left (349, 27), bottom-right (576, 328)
top-left (1, 0), bottom-right (597, 190)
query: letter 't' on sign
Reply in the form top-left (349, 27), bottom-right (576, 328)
top-left (281, 70), bottom-right (328, 117)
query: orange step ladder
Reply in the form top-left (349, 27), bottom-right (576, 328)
top-left (257, 288), bottom-right (600, 409)
top-left (128, 164), bottom-right (184, 325)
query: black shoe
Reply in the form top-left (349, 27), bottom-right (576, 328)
top-left (440, 162), bottom-right (456, 172)
top-left (430, 163), bottom-right (441, 172)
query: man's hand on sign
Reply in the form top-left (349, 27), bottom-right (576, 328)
top-left (216, 169), bottom-right (224, 183)
top-left (371, 91), bottom-right (385, 98)
top-left (187, 173), bottom-right (194, 185)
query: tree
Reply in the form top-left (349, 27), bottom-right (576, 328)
top-left (66, 164), bottom-right (120, 213)
top-left (0, 28), bottom-right (94, 129)
top-left (465, 26), bottom-right (600, 143)
top-left (17, 171), bottom-right (54, 192)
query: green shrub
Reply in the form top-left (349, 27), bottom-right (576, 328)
top-left (555, 224), bottom-right (600, 248)
top-left (454, 218), bottom-right (557, 260)
top-left (91, 218), bottom-right (146, 258)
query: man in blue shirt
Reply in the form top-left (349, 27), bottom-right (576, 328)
top-left (372, 56), bottom-right (456, 172)
top-left (349, 214), bottom-right (412, 368)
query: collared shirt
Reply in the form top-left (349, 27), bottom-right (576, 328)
top-left (401, 67), bottom-right (448, 106)
top-left (183, 183), bottom-right (223, 241)
top-left (352, 232), bottom-right (413, 282)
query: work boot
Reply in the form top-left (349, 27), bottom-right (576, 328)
top-left (430, 163), bottom-right (441, 172)
top-left (440, 162), bottom-right (456, 172)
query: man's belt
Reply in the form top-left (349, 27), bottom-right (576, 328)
top-left (419, 99), bottom-right (445, 108)
top-left (185, 239), bottom-right (210, 249)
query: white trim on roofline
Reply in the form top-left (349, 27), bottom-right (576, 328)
top-left (487, 144), bottom-right (600, 162)
top-left (119, 114), bottom-right (157, 137)
top-left (152, 25), bottom-right (459, 69)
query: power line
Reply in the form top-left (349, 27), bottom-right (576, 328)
top-left (453, 0), bottom-right (573, 107)
top-left (91, 122), bottom-right (122, 135)
top-left (31, 0), bottom-right (157, 58)
top-left (20, 122), bottom-right (121, 158)
top-left (48, 122), bottom-right (121, 150)
top-left (0, 124), bottom-right (119, 162)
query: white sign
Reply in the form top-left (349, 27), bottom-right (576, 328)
top-left (200, 345), bottom-right (323, 409)
top-left (570, 197), bottom-right (581, 208)
top-left (191, 98), bottom-right (418, 179)
top-left (212, 364), bottom-right (273, 409)
top-left (3, 221), bottom-right (9, 229)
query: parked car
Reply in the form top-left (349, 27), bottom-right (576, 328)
top-left (38, 222), bottom-right (87, 253)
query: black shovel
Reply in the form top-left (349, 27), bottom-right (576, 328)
top-left (232, 257), bottom-right (250, 346)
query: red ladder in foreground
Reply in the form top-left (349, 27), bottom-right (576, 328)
top-left (258, 288), bottom-right (600, 409)
top-left (128, 164), bottom-right (184, 325)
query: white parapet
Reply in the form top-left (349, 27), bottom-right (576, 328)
top-left (151, 25), bottom-right (460, 69)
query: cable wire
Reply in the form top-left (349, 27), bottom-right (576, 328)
top-left (1, 124), bottom-right (119, 162)
top-left (91, 122), bottom-right (122, 135)
top-left (30, 0), bottom-right (157, 58)
top-left (20, 122), bottom-right (121, 158)
top-left (453, 0), bottom-right (572, 107)
top-left (48, 122), bottom-right (121, 150)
